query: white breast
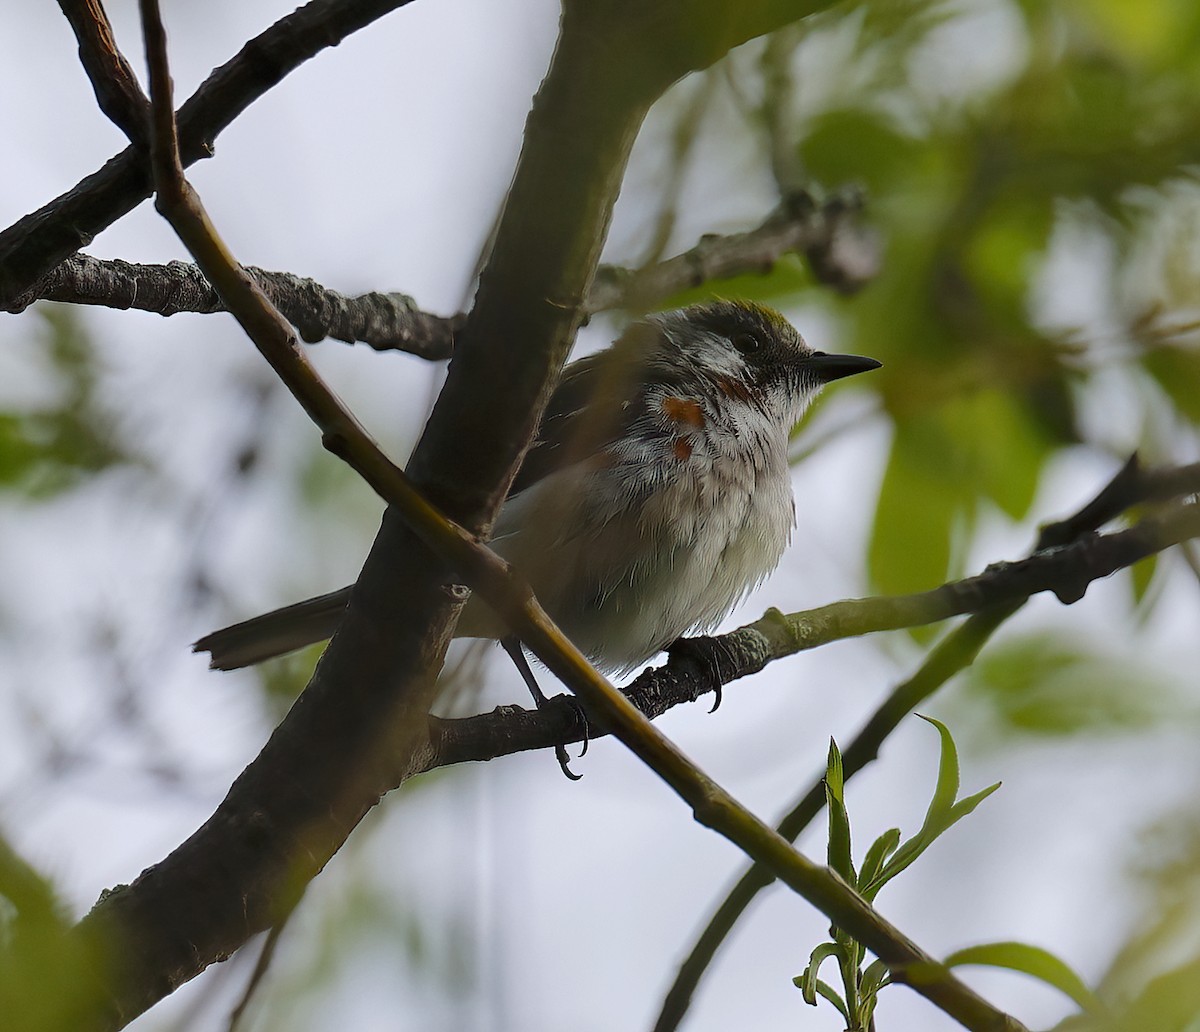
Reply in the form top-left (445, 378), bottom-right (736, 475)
top-left (469, 388), bottom-right (796, 674)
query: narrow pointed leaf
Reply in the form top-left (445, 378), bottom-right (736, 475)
top-left (859, 827), bottom-right (901, 895)
top-left (810, 979), bottom-right (851, 1020)
top-left (948, 781), bottom-right (1003, 822)
top-left (861, 958), bottom-right (892, 998)
top-left (918, 714), bottom-right (962, 820)
top-left (866, 718), bottom-right (998, 892)
top-left (857, 959), bottom-right (893, 1028)
top-left (826, 737), bottom-right (845, 796)
top-left (825, 739), bottom-right (854, 883)
top-left (797, 941), bottom-right (842, 1006)
top-left (944, 941), bottom-right (1102, 1014)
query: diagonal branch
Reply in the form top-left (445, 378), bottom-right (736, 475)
top-left (653, 607), bottom-right (1018, 1032)
top-left (0, 0), bottom-right (419, 306)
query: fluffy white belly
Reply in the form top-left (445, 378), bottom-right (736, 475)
top-left (461, 439), bottom-right (795, 674)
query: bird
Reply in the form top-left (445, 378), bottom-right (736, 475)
top-left (195, 300), bottom-right (880, 692)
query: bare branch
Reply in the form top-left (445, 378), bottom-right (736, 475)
top-left (588, 189), bottom-right (880, 310)
top-left (9, 254), bottom-right (461, 358)
top-left (57, 0), bottom-right (151, 147)
top-left (227, 915), bottom-right (292, 1032)
top-left (637, 71), bottom-right (722, 266)
top-left (8, 191), bottom-right (878, 358)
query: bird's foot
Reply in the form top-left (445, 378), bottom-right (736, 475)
top-left (667, 635), bottom-right (735, 713)
top-left (501, 637), bottom-right (589, 780)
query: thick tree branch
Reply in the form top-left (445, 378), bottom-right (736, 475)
top-left (0, 0), bottom-right (418, 306)
top-left (6, 191), bottom-right (878, 356)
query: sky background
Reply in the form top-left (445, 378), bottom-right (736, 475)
top-left (3, 2), bottom-right (1199, 1031)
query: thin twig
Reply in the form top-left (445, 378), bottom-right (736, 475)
top-left (588, 189), bottom-right (879, 311)
top-left (760, 24), bottom-right (806, 196)
top-left (227, 913), bottom-right (293, 1032)
top-left (637, 71), bottom-right (721, 266)
top-left (135, 5), bottom-right (1024, 1030)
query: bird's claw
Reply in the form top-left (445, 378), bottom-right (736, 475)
top-left (502, 636), bottom-right (589, 780)
top-left (667, 635), bottom-right (731, 712)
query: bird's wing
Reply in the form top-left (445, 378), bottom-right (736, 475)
top-left (508, 322), bottom-right (655, 497)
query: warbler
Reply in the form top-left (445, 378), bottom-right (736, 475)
top-left (194, 300), bottom-right (879, 675)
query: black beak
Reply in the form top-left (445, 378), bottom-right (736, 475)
top-left (804, 352), bottom-right (882, 383)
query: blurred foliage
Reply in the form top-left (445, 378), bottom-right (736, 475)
top-left (0, 833), bottom-right (106, 1032)
top-left (664, 0), bottom-right (1200, 598)
top-left (952, 630), bottom-right (1182, 737)
top-left (0, 306), bottom-right (128, 496)
top-left (1055, 814), bottom-right (1200, 1032)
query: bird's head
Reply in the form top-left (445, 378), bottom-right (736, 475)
top-left (640, 300), bottom-right (881, 427)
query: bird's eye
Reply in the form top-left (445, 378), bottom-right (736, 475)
top-left (731, 332), bottom-right (761, 355)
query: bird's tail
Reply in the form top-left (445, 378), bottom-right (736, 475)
top-left (193, 586), bottom-right (352, 671)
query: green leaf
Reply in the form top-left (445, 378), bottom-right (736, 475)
top-left (944, 941), bottom-right (1103, 1014)
top-left (799, 978), bottom-right (851, 1021)
top-left (860, 958), bottom-right (892, 998)
top-left (870, 386), bottom-right (1052, 597)
top-left (796, 941), bottom-right (844, 1008)
top-left (958, 631), bottom-right (1175, 736)
top-left (824, 739), bottom-right (855, 883)
top-left (858, 827), bottom-right (902, 898)
top-left (921, 715), bottom-right (962, 821)
top-left (947, 781), bottom-right (1003, 822)
top-left (1130, 552), bottom-right (1159, 606)
top-left (0, 308), bottom-right (127, 498)
top-left (963, 197), bottom-right (1054, 313)
top-left (825, 737), bottom-right (845, 796)
top-left (856, 959), bottom-right (893, 1027)
top-left (1143, 346), bottom-right (1200, 423)
top-left (938, 389), bottom-right (1049, 523)
top-left (866, 718), bottom-right (998, 892)
top-left (799, 110), bottom-right (923, 194)
top-left (869, 417), bottom-right (960, 595)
